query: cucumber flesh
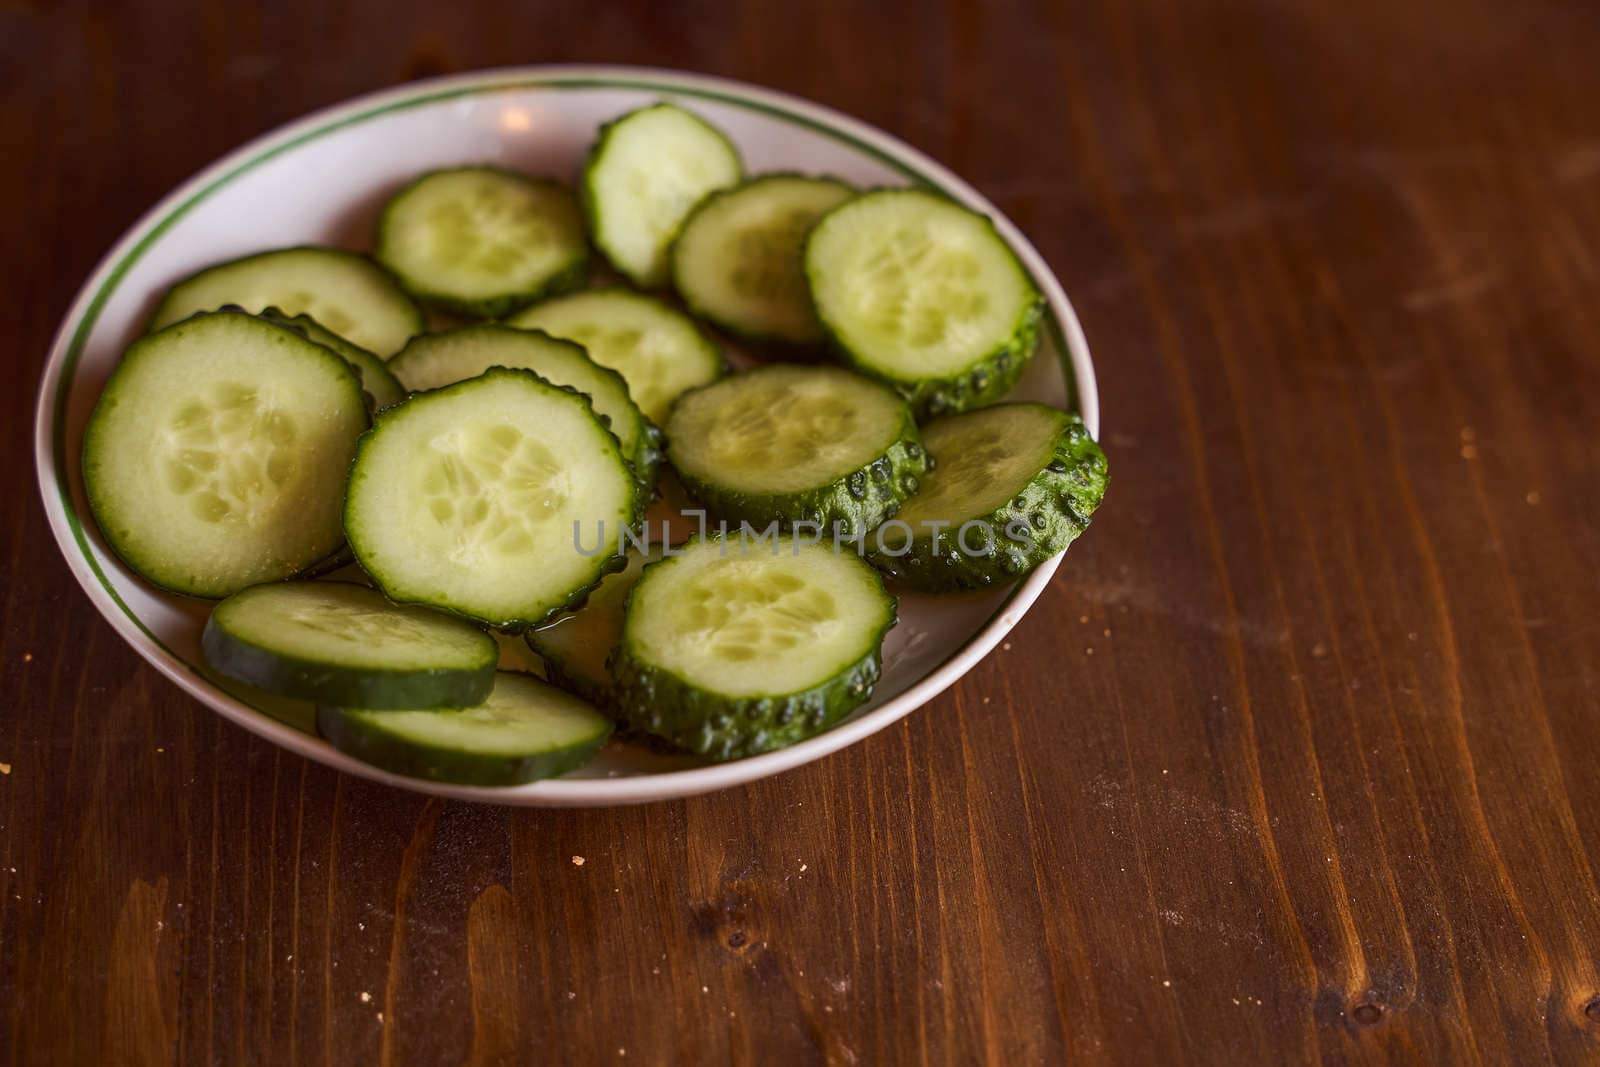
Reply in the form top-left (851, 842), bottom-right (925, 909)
top-left (255, 307), bottom-right (406, 410)
top-left (526, 547), bottom-right (662, 706)
top-left (377, 167), bottom-right (588, 318)
top-left (507, 288), bottom-right (724, 424)
top-left (343, 367), bottom-right (639, 629)
top-left (666, 364), bottom-right (926, 530)
top-left (318, 672), bottom-right (613, 786)
top-left (612, 536), bottom-right (896, 760)
top-left (149, 247), bottom-right (424, 357)
top-left (869, 404), bottom-right (1108, 591)
top-left (805, 190), bottom-right (1042, 418)
top-left (386, 324), bottom-right (660, 488)
top-left (83, 310), bottom-right (368, 598)
top-left (202, 581), bottom-right (498, 708)
top-left (895, 405), bottom-right (1064, 526)
top-left (582, 103), bottom-right (743, 288)
top-left (671, 175), bottom-right (854, 345)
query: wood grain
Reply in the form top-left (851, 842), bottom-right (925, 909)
top-left (4, 0), bottom-right (1600, 1063)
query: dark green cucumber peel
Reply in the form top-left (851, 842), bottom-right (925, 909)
top-left (316, 674), bottom-right (613, 787)
top-left (253, 306), bottom-right (406, 410)
top-left (670, 408), bottom-right (930, 533)
top-left (531, 644), bottom-right (613, 708)
top-left (869, 411), bottom-right (1108, 592)
top-left (297, 544), bottom-right (357, 579)
top-left (608, 540), bottom-right (897, 761)
top-left (611, 642), bottom-right (885, 762)
top-left (202, 615), bottom-right (497, 709)
top-left (377, 167), bottom-right (589, 319)
top-left (529, 647), bottom-right (688, 757)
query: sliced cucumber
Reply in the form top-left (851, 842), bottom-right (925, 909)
top-left (255, 307), bottom-right (406, 410)
top-left (582, 103), bottom-right (743, 288)
top-left (868, 404), bottom-right (1108, 591)
top-left (318, 671), bottom-right (613, 785)
top-left (202, 581), bottom-right (497, 708)
top-left (612, 536), bottom-right (896, 760)
top-left (671, 174), bottom-right (854, 346)
top-left (805, 189), bottom-right (1043, 419)
top-left (506, 288), bottom-right (724, 424)
top-left (376, 167), bottom-right (588, 318)
top-left (526, 546), bottom-right (663, 707)
top-left (343, 367), bottom-right (640, 629)
top-left (666, 365), bottom-right (927, 531)
top-left (149, 247), bottom-right (424, 357)
top-left (386, 324), bottom-right (661, 489)
top-left (83, 310), bottom-right (368, 598)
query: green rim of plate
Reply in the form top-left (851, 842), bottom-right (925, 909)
top-left (46, 72), bottom-right (1085, 758)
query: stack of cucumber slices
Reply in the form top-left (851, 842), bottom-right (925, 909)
top-left (82, 101), bottom-right (1109, 786)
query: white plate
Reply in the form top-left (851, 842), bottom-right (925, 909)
top-left (33, 66), bottom-right (1100, 806)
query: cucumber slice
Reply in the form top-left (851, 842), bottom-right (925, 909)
top-left (506, 288), bottom-right (724, 424)
top-left (582, 103), bottom-right (743, 288)
top-left (376, 167), bottom-right (588, 318)
top-left (805, 190), bottom-right (1043, 419)
top-left (526, 547), bottom-right (663, 706)
top-left (318, 671), bottom-right (613, 786)
top-left (671, 174), bottom-right (854, 346)
top-left (386, 324), bottom-right (661, 489)
top-left (149, 247), bottom-right (424, 357)
top-left (202, 581), bottom-right (497, 708)
top-left (255, 307), bottom-right (406, 410)
top-left (666, 365), bottom-right (927, 531)
top-left (344, 367), bottom-right (640, 629)
top-left (612, 536), bottom-right (896, 760)
top-left (867, 404), bottom-right (1108, 591)
top-left (83, 310), bottom-right (368, 598)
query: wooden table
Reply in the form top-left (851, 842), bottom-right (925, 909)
top-left (5, 2), bottom-right (1599, 1063)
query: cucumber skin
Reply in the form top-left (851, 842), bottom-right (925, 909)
top-left (581, 103), bottom-right (745, 289)
top-left (316, 686), bottom-right (613, 787)
top-left (668, 400), bottom-right (930, 533)
top-left (669, 173), bottom-right (855, 348)
top-left (342, 367), bottom-right (643, 631)
top-left (298, 544), bottom-right (356, 579)
top-left (83, 310), bottom-right (369, 600)
top-left (632, 420), bottom-right (667, 499)
top-left (529, 643), bottom-right (612, 708)
top-left (202, 605), bottom-right (498, 710)
top-left (868, 412), bottom-right (1108, 592)
top-left (611, 640), bottom-right (886, 762)
top-left (377, 167), bottom-right (589, 319)
top-left (147, 246), bottom-right (425, 345)
top-left (804, 197), bottom-right (1044, 420)
top-left (609, 543), bottom-right (896, 761)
